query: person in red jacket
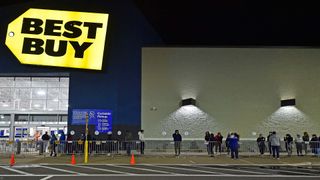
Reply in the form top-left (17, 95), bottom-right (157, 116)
top-left (215, 132), bottom-right (223, 154)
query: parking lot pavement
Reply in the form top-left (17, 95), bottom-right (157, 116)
top-left (0, 164), bottom-right (320, 180)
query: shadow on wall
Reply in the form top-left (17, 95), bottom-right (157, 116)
top-left (159, 105), bottom-right (224, 138)
top-left (256, 106), bottom-right (319, 137)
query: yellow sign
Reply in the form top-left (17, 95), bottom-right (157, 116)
top-left (5, 8), bottom-right (109, 70)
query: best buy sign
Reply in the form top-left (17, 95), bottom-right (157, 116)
top-left (5, 8), bottom-right (109, 70)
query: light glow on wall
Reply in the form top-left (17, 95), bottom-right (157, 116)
top-left (257, 106), bottom-right (318, 137)
top-left (159, 105), bottom-right (222, 138)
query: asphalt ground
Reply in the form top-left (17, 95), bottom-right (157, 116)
top-left (0, 154), bottom-right (320, 179)
top-left (0, 164), bottom-right (320, 180)
top-left (1, 153), bottom-right (320, 165)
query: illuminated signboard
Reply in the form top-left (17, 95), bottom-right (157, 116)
top-left (72, 109), bottom-right (112, 134)
top-left (5, 8), bottom-right (109, 70)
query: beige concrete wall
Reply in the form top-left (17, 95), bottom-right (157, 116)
top-left (142, 48), bottom-right (320, 139)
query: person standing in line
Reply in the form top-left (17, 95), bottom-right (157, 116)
top-left (215, 132), bottom-right (223, 155)
top-left (225, 133), bottom-right (231, 155)
top-left (257, 134), bottom-right (266, 155)
top-left (41, 131), bottom-right (51, 153)
top-left (204, 131), bottom-right (211, 155)
top-left (34, 131), bottom-right (41, 151)
top-left (270, 131), bottom-right (281, 159)
top-left (284, 134), bottom-right (293, 156)
top-left (139, 130), bottom-right (145, 155)
top-left (310, 134), bottom-right (318, 156)
top-left (302, 132), bottom-right (310, 155)
top-left (59, 131), bottom-right (66, 154)
top-left (229, 133), bottom-right (239, 159)
top-left (172, 130), bottom-right (182, 156)
top-left (209, 133), bottom-right (215, 157)
top-left (125, 130), bottom-right (133, 156)
top-left (295, 134), bottom-right (304, 156)
top-left (66, 133), bottom-right (73, 154)
top-left (267, 132), bottom-right (273, 155)
top-left (50, 133), bottom-right (57, 157)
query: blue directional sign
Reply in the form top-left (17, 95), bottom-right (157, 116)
top-left (72, 109), bottom-right (112, 133)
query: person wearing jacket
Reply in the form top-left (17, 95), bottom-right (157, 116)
top-left (138, 130), bottom-right (145, 155)
top-left (172, 130), bottom-right (182, 156)
top-left (225, 133), bottom-right (231, 155)
top-left (269, 131), bottom-right (281, 159)
top-left (229, 133), bottom-right (239, 159)
top-left (295, 134), bottom-right (304, 156)
top-left (257, 134), bottom-right (266, 155)
top-left (204, 131), bottom-right (211, 155)
top-left (215, 132), bottom-right (223, 154)
top-left (310, 134), bottom-right (318, 155)
top-left (284, 134), bottom-right (293, 156)
top-left (59, 131), bottom-right (66, 154)
top-left (41, 131), bottom-right (51, 153)
top-left (50, 133), bottom-right (57, 157)
top-left (267, 132), bottom-right (273, 155)
top-left (302, 132), bottom-right (310, 155)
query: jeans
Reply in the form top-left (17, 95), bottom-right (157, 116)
top-left (215, 142), bottom-right (222, 153)
top-left (140, 141), bottom-right (145, 154)
top-left (258, 142), bottom-right (265, 155)
top-left (174, 141), bottom-right (181, 155)
top-left (272, 145), bottom-right (280, 158)
top-left (296, 143), bottom-right (303, 155)
top-left (126, 142), bottom-right (131, 156)
top-left (231, 148), bottom-right (238, 159)
top-left (208, 142), bottom-right (214, 155)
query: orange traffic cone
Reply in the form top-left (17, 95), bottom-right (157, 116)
top-left (10, 153), bottom-right (15, 166)
top-left (130, 153), bottom-right (135, 165)
top-left (71, 153), bottom-right (76, 165)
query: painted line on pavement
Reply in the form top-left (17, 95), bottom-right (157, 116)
top-left (108, 164), bottom-right (173, 174)
top-left (0, 174), bottom-right (319, 177)
top-left (254, 167), bottom-right (320, 176)
top-left (40, 165), bottom-right (86, 175)
top-left (1, 166), bottom-right (32, 175)
top-left (40, 175), bottom-right (53, 180)
top-left (32, 163), bottom-right (320, 166)
top-left (151, 164), bottom-right (221, 174)
top-left (77, 165), bottom-right (133, 175)
top-left (199, 165), bottom-right (268, 175)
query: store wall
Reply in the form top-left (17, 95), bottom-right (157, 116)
top-left (0, 0), bottom-right (163, 140)
top-left (142, 47), bottom-right (320, 139)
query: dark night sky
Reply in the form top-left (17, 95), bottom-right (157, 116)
top-left (135, 0), bottom-right (320, 46)
top-left (2, 0), bottom-right (320, 46)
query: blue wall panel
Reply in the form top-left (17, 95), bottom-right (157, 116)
top-left (0, 0), bottom-right (163, 139)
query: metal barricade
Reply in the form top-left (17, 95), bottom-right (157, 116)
top-left (0, 139), bottom-right (319, 157)
top-left (64, 140), bottom-right (119, 155)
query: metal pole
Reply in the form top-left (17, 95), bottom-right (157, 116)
top-left (84, 113), bottom-right (89, 163)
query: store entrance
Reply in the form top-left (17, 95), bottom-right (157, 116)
top-left (13, 125), bottom-right (67, 140)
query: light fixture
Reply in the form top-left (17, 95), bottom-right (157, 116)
top-left (180, 98), bottom-right (196, 106)
top-left (34, 104), bottom-right (40, 108)
top-left (37, 90), bottom-right (46, 95)
top-left (2, 104), bottom-right (9, 107)
top-left (281, 99), bottom-right (296, 107)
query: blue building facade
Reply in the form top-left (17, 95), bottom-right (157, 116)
top-left (0, 0), bottom-right (162, 140)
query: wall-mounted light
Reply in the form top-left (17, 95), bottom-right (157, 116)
top-left (180, 98), bottom-right (196, 107)
top-left (281, 99), bottom-right (296, 107)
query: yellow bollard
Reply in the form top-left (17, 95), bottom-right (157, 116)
top-left (84, 140), bottom-right (88, 163)
top-left (84, 112), bottom-right (89, 164)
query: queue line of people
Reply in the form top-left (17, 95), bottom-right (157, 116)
top-left (258, 131), bottom-right (320, 158)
